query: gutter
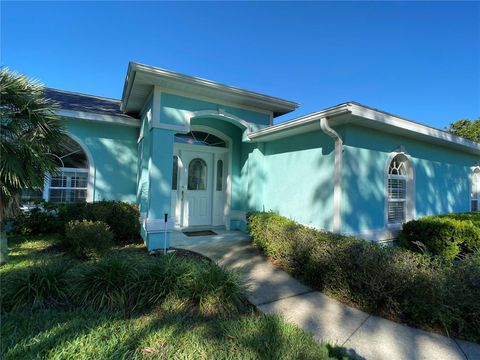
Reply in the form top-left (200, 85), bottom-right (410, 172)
top-left (320, 117), bottom-right (343, 233)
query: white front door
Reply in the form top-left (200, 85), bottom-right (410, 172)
top-left (182, 151), bottom-right (213, 226)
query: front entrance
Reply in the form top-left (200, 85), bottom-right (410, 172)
top-left (171, 130), bottom-right (229, 228)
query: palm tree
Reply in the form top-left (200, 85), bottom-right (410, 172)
top-left (0, 68), bottom-right (67, 264)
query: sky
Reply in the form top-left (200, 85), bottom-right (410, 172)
top-left (2, 1), bottom-right (479, 127)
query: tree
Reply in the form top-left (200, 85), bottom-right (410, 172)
top-left (0, 68), bottom-right (67, 264)
top-left (446, 118), bottom-right (480, 143)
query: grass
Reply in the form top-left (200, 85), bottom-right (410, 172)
top-left (1, 235), bottom-right (351, 360)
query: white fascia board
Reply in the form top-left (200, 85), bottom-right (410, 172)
top-left (122, 62), bottom-right (299, 115)
top-left (248, 104), bottom-right (350, 141)
top-left (56, 109), bottom-right (140, 128)
top-left (348, 104), bottom-right (480, 154)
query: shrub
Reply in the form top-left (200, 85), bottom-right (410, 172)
top-left (247, 211), bottom-right (480, 342)
top-left (82, 201), bottom-right (141, 245)
top-left (400, 216), bottom-right (480, 259)
top-left (0, 260), bottom-right (72, 312)
top-left (178, 260), bottom-right (247, 318)
top-left (72, 256), bottom-right (140, 313)
top-left (63, 220), bottom-right (114, 259)
top-left (11, 206), bottom-right (61, 235)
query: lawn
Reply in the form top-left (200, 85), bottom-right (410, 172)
top-left (1, 235), bottom-right (351, 360)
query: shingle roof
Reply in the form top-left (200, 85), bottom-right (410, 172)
top-left (44, 88), bottom-right (137, 119)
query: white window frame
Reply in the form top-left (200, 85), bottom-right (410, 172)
top-left (385, 151), bottom-right (415, 228)
top-left (471, 166), bottom-right (480, 211)
top-left (45, 167), bottom-right (89, 203)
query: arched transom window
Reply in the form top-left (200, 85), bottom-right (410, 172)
top-left (387, 154), bottom-right (411, 225)
top-left (21, 136), bottom-right (89, 205)
top-left (175, 131), bottom-right (226, 148)
top-left (472, 167), bottom-right (480, 211)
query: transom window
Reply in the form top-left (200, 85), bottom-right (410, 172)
top-left (472, 168), bottom-right (480, 211)
top-left (387, 154), bottom-right (410, 224)
top-left (188, 158), bottom-right (207, 190)
top-left (175, 131), bottom-right (226, 148)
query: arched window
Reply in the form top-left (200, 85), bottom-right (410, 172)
top-left (386, 153), bottom-right (412, 225)
top-left (174, 131), bottom-right (226, 148)
top-left (472, 167), bottom-right (480, 211)
top-left (21, 136), bottom-right (89, 205)
top-left (188, 158), bottom-right (207, 190)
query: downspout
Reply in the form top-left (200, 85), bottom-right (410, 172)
top-left (320, 117), bottom-right (343, 233)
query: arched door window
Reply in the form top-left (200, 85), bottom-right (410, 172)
top-left (472, 168), bottom-right (480, 211)
top-left (188, 158), bottom-right (207, 190)
top-left (386, 154), bottom-right (411, 224)
top-left (174, 131), bottom-right (226, 148)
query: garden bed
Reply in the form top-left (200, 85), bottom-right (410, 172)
top-left (0, 234), bottom-right (351, 360)
top-left (247, 211), bottom-right (480, 343)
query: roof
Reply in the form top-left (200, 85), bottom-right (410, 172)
top-left (121, 62), bottom-right (299, 117)
top-left (249, 102), bottom-right (480, 155)
top-left (44, 88), bottom-right (136, 120)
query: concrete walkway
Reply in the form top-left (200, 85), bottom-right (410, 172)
top-left (172, 230), bottom-right (480, 360)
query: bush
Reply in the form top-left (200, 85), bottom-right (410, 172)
top-left (81, 201), bottom-right (141, 245)
top-left (400, 215), bottom-right (480, 259)
top-left (0, 260), bottom-right (72, 312)
top-left (247, 211), bottom-right (480, 342)
top-left (10, 206), bottom-right (61, 235)
top-left (63, 220), bottom-right (114, 259)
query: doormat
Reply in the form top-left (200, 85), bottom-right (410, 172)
top-left (183, 230), bottom-right (217, 237)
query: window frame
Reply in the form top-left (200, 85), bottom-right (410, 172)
top-left (385, 152), bottom-right (415, 228)
top-left (471, 167), bottom-right (480, 211)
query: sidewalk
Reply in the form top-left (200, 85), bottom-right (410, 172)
top-left (173, 231), bottom-right (480, 360)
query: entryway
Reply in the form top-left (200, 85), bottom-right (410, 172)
top-left (171, 129), bottom-right (229, 229)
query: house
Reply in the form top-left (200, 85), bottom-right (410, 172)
top-left (27, 62), bottom-right (480, 250)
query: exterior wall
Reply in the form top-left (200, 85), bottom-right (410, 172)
top-left (62, 118), bottom-right (138, 203)
top-left (341, 124), bottom-right (479, 238)
top-left (249, 130), bottom-right (336, 231)
top-left (160, 92), bottom-right (271, 131)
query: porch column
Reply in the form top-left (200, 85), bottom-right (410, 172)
top-left (145, 127), bottom-right (175, 251)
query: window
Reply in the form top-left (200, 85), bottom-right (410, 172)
top-left (387, 154), bottom-right (410, 224)
top-left (216, 160), bottom-right (223, 191)
top-left (172, 155), bottom-right (179, 190)
top-left (472, 168), bottom-right (480, 211)
top-left (188, 158), bottom-right (207, 190)
top-left (174, 131), bottom-right (226, 148)
top-left (21, 136), bottom-right (89, 205)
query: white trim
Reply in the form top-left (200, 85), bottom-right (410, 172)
top-left (319, 117), bottom-right (343, 233)
top-left (348, 103), bottom-right (480, 153)
top-left (470, 166), bottom-right (480, 211)
top-left (151, 86), bottom-right (162, 129)
top-left (122, 62), bottom-right (298, 116)
top-left (157, 123), bottom-right (189, 132)
top-left (65, 133), bottom-right (95, 202)
top-left (184, 109), bottom-right (251, 132)
top-left (56, 109), bottom-right (139, 127)
top-left (249, 102), bottom-right (480, 154)
top-left (384, 151), bottom-right (416, 228)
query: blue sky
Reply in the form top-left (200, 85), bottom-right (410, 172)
top-left (2, 1), bottom-right (479, 127)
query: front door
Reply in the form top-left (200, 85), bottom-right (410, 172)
top-left (182, 151), bottom-right (213, 226)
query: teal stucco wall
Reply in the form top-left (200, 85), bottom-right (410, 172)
top-left (62, 118), bottom-right (139, 203)
top-left (341, 124), bottom-right (478, 235)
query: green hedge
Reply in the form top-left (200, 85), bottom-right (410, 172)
top-left (247, 211), bottom-right (480, 342)
top-left (400, 213), bottom-right (480, 259)
top-left (63, 220), bottom-right (114, 259)
top-left (11, 201), bottom-right (141, 245)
